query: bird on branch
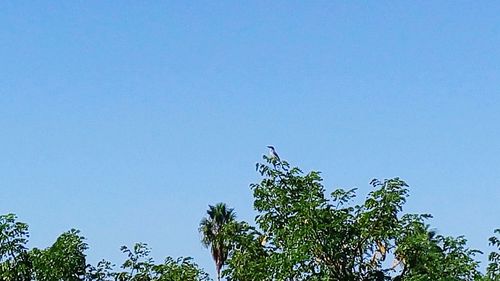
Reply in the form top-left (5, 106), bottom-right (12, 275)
top-left (267, 145), bottom-right (280, 161)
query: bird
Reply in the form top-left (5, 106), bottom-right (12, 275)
top-left (267, 145), bottom-right (280, 161)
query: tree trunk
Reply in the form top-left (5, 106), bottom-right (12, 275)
top-left (216, 262), bottom-right (222, 281)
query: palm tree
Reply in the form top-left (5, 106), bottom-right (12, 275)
top-left (199, 203), bottom-right (236, 281)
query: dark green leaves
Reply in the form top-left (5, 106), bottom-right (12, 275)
top-left (0, 214), bottom-right (210, 281)
top-left (30, 229), bottom-right (88, 281)
top-left (199, 203), bottom-right (237, 280)
top-left (0, 214), bottom-right (31, 281)
top-left (1, 154), bottom-right (498, 281)
top-left (114, 243), bottom-right (211, 281)
top-left (485, 229), bottom-right (500, 280)
top-left (222, 157), bottom-right (490, 281)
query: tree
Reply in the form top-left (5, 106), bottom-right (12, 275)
top-left (199, 203), bottom-right (237, 281)
top-left (153, 257), bottom-right (211, 281)
top-left (222, 156), bottom-right (487, 281)
top-left (0, 155), bottom-right (498, 280)
top-left (114, 243), bottom-right (154, 281)
top-left (30, 229), bottom-right (88, 281)
top-left (0, 213), bottom-right (31, 281)
top-left (0, 214), bottom-right (210, 281)
top-left (485, 229), bottom-right (500, 281)
top-left (86, 259), bottom-right (113, 281)
top-left (0, 215), bottom-right (89, 281)
top-left (113, 243), bottom-right (211, 281)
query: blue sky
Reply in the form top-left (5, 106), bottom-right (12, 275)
top-left (1, 1), bottom-right (499, 277)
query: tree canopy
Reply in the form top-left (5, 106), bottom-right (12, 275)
top-left (199, 203), bottom-right (238, 281)
top-left (0, 156), bottom-right (498, 280)
top-left (221, 156), bottom-right (498, 281)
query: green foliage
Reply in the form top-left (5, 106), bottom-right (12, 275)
top-left (30, 229), bottom-right (88, 281)
top-left (396, 225), bottom-right (482, 280)
top-left (114, 243), bottom-right (211, 281)
top-left (1, 155), bottom-right (498, 281)
top-left (222, 222), bottom-right (268, 281)
top-left (0, 215), bottom-right (209, 281)
top-left (221, 156), bottom-right (492, 281)
top-left (86, 260), bottom-right (114, 281)
top-left (199, 203), bottom-right (237, 281)
top-left (0, 213), bottom-right (31, 281)
top-left (115, 243), bottom-right (154, 281)
top-left (485, 229), bottom-right (500, 280)
top-left (153, 257), bottom-right (211, 281)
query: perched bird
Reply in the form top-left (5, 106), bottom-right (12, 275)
top-left (267, 145), bottom-right (280, 161)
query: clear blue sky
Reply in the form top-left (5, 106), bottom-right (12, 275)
top-left (1, 1), bottom-right (499, 277)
